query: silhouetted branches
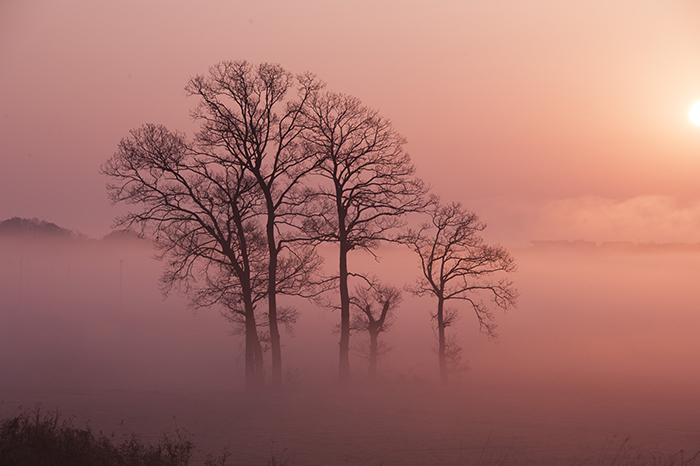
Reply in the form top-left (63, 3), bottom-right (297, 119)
top-left (103, 59), bottom-right (520, 389)
top-left (185, 61), bottom-right (325, 387)
top-left (404, 201), bottom-right (518, 384)
top-left (350, 280), bottom-right (402, 379)
top-left (301, 91), bottom-right (428, 382)
top-left (102, 123), bottom-right (269, 390)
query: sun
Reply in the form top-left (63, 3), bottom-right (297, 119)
top-left (690, 102), bottom-right (700, 125)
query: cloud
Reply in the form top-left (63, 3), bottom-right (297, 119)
top-left (474, 195), bottom-right (700, 246)
top-left (532, 195), bottom-right (700, 243)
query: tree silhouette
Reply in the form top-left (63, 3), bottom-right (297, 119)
top-left (350, 281), bottom-right (401, 380)
top-left (404, 201), bottom-right (517, 384)
top-left (101, 123), bottom-right (269, 390)
top-left (185, 61), bottom-right (324, 387)
top-left (302, 91), bottom-right (427, 383)
top-left (102, 60), bottom-right (518, 389)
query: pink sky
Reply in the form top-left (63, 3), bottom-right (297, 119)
top-left (5, 6), bottom-right (700, 451)
top-left (2, 0), bottom-right (700, 245)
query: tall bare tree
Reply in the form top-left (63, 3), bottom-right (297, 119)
top-left (102, 123), bottom-right (268, 390)
top-left (404, 201), bottom-right (518, 384)
top-left (350, 281), bottom-right (401, 379)
top-left (185, 61), bottom-right (324, 387)
top-left (302, 92), bottom-right (428, 383)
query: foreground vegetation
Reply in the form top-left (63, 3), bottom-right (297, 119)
top-left (0, 409), bottom-right (227, 466)
top-left (1, 408), bottom-right (698, 466)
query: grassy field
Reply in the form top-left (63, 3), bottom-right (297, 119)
top-left (1, 407), bottom-right (699, 466)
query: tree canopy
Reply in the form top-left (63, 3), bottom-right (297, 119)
top-left (103, 60), bottom-right (517, 389)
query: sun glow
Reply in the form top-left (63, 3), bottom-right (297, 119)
top-left (690, 102), bottom-right (700, 125)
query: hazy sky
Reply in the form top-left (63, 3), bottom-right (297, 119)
top-left (5, 7), bottom-right (700, 452)
top-left (2, 0), bottom-right (700, 245)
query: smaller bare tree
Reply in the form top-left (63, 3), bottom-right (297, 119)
top-left (350, 281), bottom-right (402, 379)
top-left (404, 201), bottom-right (517, 384)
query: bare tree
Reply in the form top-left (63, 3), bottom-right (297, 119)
top-left (189, 248), bottom-right (269, 381)
top-left (185, 61), bottom-right (324, 387)
top-left (404, 201), bottom-right (518, 384)
top-left (350, 281), bottom-right (401, 380)
top-left (101, 123), bottom-right (268, 391)
top-left (302, 92), bottom-right (427, 383)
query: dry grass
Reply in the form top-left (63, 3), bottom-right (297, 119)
top-left (0, 408), bottom-right (227, 466)
top-left (1, 408), bottom-right (698, 466)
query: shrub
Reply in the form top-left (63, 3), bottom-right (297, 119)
top-left (0, 408), bottom-right (197, 466)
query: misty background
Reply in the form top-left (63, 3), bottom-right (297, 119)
top-left (3, 1), bottom-right (700, 465)
top-left (2, 223), bottom-right (700, 393)
top-left (3, 222), bottom-right (700, 465)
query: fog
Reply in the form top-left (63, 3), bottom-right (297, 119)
top-left (6, 234), bottom-right (700, 393)
top-left (0, 234), bottom-right (235, 391)
top-left (2, 232), bottom-right (700, 464)
top-left (3, 1), bottom-right (700, 463)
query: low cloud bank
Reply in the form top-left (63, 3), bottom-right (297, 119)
top-left (473, 195), bottom-right (700, 246)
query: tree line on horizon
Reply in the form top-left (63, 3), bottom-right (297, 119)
top-left (100, 60), bottom-right (518, 390)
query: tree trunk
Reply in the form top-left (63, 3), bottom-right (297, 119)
top-left (338, 240), bottom-right (351, 383)
top-left (238, 260), bottom-right (264, 391)
top-left (253, 325), bottom-right (265, 387)
top-left (267, 213), bottom-right (282, 388)
top-left (244, 312), bottom-right (257, 392)
top-left (368, 326), bottom-right (378, 379)
top-left (436, 297), bottom-right (447, 385)
top-left (244, 298), bottom-right (264, 391)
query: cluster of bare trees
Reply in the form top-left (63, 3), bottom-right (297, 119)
top-left (102, 60), bottom-right (517, 389)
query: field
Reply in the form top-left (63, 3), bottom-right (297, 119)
top-left (2, 238), bottom-right (700, 465)
top-left (2, 380), bottom-right (700, 466)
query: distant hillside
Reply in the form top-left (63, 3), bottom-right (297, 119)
top-left (0, 217), bottom-right (74, 238)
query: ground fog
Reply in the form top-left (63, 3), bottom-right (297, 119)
top-left (1, 235), bottom-right (700, 465)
